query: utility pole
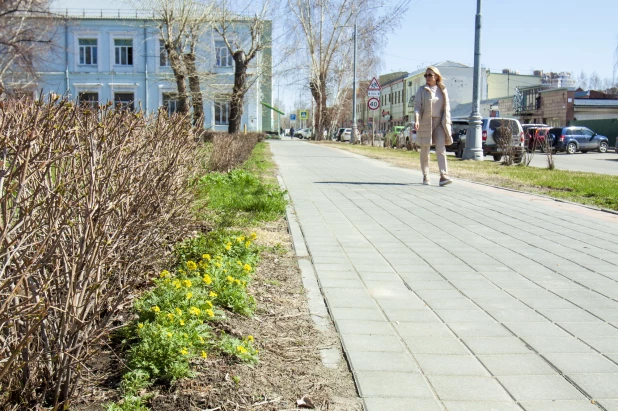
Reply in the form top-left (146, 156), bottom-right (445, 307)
top-left (463, 0), bottom-right (484, 161)
top-left (351, 21), bottom-right (358, 144)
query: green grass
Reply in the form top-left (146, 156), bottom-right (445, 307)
top-left (315, 142), bottom-right (618, 212)
top-left (194, 142), bottom-right (287, 228)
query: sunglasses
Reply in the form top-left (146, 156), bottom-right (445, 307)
top-left (424, 73), bottom-right (435, 78)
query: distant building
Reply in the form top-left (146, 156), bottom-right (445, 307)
top-left (29, 0), bottom-right (272, 132)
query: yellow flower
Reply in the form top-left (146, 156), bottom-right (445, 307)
top-left (235, 279), bottom-right (241, 285)
top-left (227, 275), bottom-right (234, 283)
top-left (186, 292), bottom-right (193, 300)
top-left (179, 320), bottom-right (185, 326)
top-left (209, 291), bottom-right (218, 298)
top-left (199, 336), bottom-right (204, 343)
top-left (189, 306), bottom-right (201, 316)
top-left (215, 262), bottom-right (222, 268)
top-left (205, 300), bottom-right (213, 308)
top-left (159, 270), bottom-right (170, 278)
top-left (137, 323), bottom-right (144, 329)
top-left (247, 335), bottom-right (254, 342)
top-left (180, 348), bottom-right (188, 355)
top-left (166, 332), bottom-right (172, 338)
top-left (250, 232), bottom-right (257, 240)
top-left (151, 306), bottom-right (160, 313)
top-left (237, 235), bottom-right (245, 243)
top-left (183, 279), bottom-right (192, 288)
top-left (201, 351), bottom-right (208, 359)
top-left (245, 241), bottom-right (251, 248)
top-left (202, 254), bottom-right (211, 261)
top-left (173, 279), bottom-right (181, 289)
top-left (186, 261), bottom-right (197, 271)
top-left (206, 309), bottom-right (214, 317)
top-left (216, 255), bottom-right (222, 260)
top-left (243, 263), bottom-right (252, 272)
top-left (236, 345), bottom-right (247, 354)
top-left (203, 274), bottom-right (212, 285)
top-left (223, 269), bottom-right (227, 273)
top-left (175, 307), bottom-right (183, 316)
top-left (225, 243), bottom-right (232, 251)
top-left (237, 261), bottom-right (242, 266)
top-left (167, 313), bottom-right (175, 321)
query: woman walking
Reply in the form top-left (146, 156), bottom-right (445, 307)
top-left (413, 66), bottom-right (453, 186)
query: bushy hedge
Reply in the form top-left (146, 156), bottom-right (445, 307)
top-left (0, 96), bottom-right (201, 409)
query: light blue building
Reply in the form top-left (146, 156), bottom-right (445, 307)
top-left (37, 0), bottom-right (273, 132)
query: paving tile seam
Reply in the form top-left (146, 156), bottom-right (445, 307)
top-left (377, 181), bottom-right (618, 274)
top-left (371, 188), bottom-right (618, 309)
top-left (305, 184), bottom-right (528, 408)
top-left (437, 186), bottom-right (618, 268)
top-left (289, 183), bottom-right (454, 407)
top-left (341, 193), bottom-right (614, 406)
top-left (272, 143), bottom-right (614, 409)
top-left (361, 193), bottom-right (618, 369)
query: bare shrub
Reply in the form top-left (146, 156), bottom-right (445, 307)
top-left (208, 132), bottom-right (260, 172)
top-left (494, 123), bottom-right (519, 165)
top-left (0, 95), bottom-right (200, 409)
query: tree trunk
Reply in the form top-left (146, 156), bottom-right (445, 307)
top-left (310, 72), bottom-right (327, 141)
top-left (184, 52), bottom-right (203, 126)
top-left (167, 49), bottom-right (189, 115)
top-left (228, 51), bottom-right (247, 134)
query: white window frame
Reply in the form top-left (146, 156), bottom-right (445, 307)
top-left (108, 32), bottom-right (137, 71)
top-left (214, 97), bottom-right (230, 125)
top-left (159, 39), bottom-right (170, 67)
top-left (73, 31), bottom-right (101, 71)
top-left (159, 89), bottom-right (179, 115)
top-left (214, 40), bottom-right (233, 67)
top-left (73, 83), bottom-right (103, 107)
top-left (78, 38), bottom-right (98, 66)
top-left (114, 38), bottom-right (133, 66)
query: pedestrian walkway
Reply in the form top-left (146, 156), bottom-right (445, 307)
top-left (269, 140), bottom-right (618, 411)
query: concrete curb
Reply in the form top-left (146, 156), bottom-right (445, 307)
top-left (276, 175), bottom-right (345, 370)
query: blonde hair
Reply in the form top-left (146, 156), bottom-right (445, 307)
top-left (426, 66), bottom-right (445, 83)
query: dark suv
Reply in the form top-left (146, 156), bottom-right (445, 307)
top-left (548, 126), bottom-right (609, 154)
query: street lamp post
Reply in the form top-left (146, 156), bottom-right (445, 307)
top-left (351, 21), bottom-right (359, 144)
top-left (463, 0), bottom-right (484, 160)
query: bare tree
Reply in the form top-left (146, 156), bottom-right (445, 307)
top-left (589, 71), bottom-right (601, 90)
top-left (577, 70), bottom-right (588, 90)
top-left (285, 0), bottom-right (407, 141)
top-left (0, 0), bottom-right (54, 92)
top-left (138, 0), bottom-right (213, 124)
top-left (213, 1), bottom-right (270, 134)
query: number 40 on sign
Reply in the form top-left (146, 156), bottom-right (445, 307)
top-left (367, 98), bottom-right (380, 110)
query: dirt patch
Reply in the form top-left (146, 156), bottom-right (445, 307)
top-left (74, 218), bottom-right (362, 411)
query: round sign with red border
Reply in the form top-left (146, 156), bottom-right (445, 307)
top-left (367, 98), bottom-right (380, 110)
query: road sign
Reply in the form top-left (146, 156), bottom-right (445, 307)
top-left (367, 98), bottom-right (380, 110)
top-left (290, 113), bottom-right (297, 121)
top-left (299, 110), bottom-right (308, 120)
top-left (368, 77), bottom-right (381, 90)
top-left (367, 90), bottom-right (381, 98)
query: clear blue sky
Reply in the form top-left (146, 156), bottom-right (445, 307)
top-left (382, 0), bottom-right (618, 82)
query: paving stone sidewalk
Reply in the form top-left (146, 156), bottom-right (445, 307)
top-left (269, 139), bottom-right (618, 411)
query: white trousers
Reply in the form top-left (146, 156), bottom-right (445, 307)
top-left (420, 118), bottom-right (448, 177)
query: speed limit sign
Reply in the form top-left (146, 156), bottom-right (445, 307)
top-left (367, 97), bottom-right (380, 110)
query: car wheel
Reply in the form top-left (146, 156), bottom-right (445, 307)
top-left (456, 144), bottom-right (464, 158)
top-left (599, 142), bottom-right (608, 153)
top-left (492, 154), bottom-right (502, 162)
top-left (566, 142), bottom-right (577, 154)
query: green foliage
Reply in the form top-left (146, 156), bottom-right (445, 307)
top-left (218, 333), bottom-right (259, 364)
top-left (196, 168), bottom-right (287, 228)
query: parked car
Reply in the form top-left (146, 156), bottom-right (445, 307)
top-left (334, 127), bottom-right (347, 141)
top-left (522, 124), bottom-right (550, 152)
top-left (547, 126), bottom-right (609, 154)
top-left (294, 128), bottom-right (312, 139)
top-left (445, 118), bottom-right (524, 161)
top-left (340, 128), bottom-right (352, 142)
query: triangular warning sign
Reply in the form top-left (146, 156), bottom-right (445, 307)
top-left (368, 77), bottom-right (381, 90)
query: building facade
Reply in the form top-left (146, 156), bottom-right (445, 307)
top-left (35, 3), bottom-right (272, 132)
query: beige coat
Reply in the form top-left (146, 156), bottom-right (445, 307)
top-left (414, 83), bottom-right (453, 146)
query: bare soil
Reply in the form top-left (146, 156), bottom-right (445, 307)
top-left (74, 219), bottom-right (362, 411)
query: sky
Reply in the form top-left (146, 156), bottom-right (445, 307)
top-left (381, 0), bottom-right (618, 82)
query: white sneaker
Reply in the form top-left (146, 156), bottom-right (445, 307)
top-left (422, 176), bottom-right (430, 185)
